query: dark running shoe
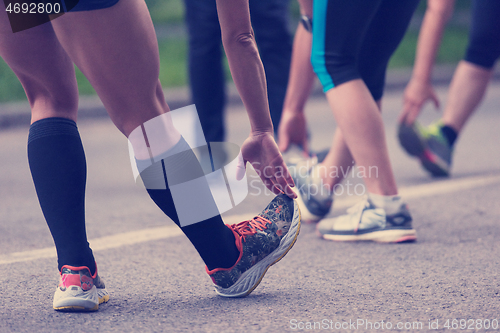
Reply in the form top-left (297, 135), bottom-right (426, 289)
top-left (53, 264), bottom-right (109, 311)
top-left (288, 160), bottom-right (333, 223)
top-left (398, 121), bottom-right (452, 177)
top-left (206, 194), bottom-right (301, 297)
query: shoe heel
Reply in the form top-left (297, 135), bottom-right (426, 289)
top-left (292, 187), bottom-right (325, 223)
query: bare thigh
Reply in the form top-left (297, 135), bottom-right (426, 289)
top-left (0, 6), bottom-right (78, 123)
top-left (49, 0), bottom-right (170, 136)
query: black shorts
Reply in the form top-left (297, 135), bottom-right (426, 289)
top-left (6, 0), bottom-right (120, 33)
top-left (311, 0), bottom-right (419, 100)
top-left (67, 0), bottom-right (120, 11)
top-left (464, 0), bottom-right (500, 69)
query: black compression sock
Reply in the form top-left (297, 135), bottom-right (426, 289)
top-left (138, 137), bottom-right (239, 271)
top-left (440, 125), bottom-right (458, 147)
top-left (28, 118), bottom-right (96, 275)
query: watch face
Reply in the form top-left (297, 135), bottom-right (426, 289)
top-left (300, 15), bottom-right (313, 32)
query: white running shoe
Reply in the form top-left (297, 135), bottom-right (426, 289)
top-left (317, 199), bottom-right (417, 243)
top-left (53, 265), bottom-right (109, 311)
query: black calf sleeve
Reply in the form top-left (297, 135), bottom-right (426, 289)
top-left (139, 137), bottom-right (239, 270)
top-left (28, 118), bottom-right (95, 275)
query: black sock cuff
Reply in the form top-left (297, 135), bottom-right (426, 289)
top-left (440, 125), bottom-right (458, 147)
top-left (138, 136), bottom-right (205, 187)
top-left (28, 117), bottom-right (79, 144)
top-left (135, 136), bottom-right (191, 173)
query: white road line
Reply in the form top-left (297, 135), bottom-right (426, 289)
top-left (1, 173), bottom-right (499, 266)
top-left (333, 173), bottom-right (500, 210)
top-left (0, 226), bottom-right (183, 265)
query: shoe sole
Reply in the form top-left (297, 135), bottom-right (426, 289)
top-left (319, 227), bottom-right (417, 243)
top-left (398, 125), bottom-right (449, 177)
top-left (420, 150), bottom-right (449, 177)
top-left (53, 286), bottom-right (109, 312)
top-left (98, 288), bottom-right (110, 304)
top-left (215, 200), bottom-right (301, 297)
top-left (292, 187), bottom-right (326, 224)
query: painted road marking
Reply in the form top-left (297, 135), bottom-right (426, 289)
top-left (1, 173), bottom-right (499, 265)
top-left (0, 226), bottom-right (183, 265)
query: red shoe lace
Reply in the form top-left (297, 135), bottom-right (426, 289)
top-left (230, 216), bottom-right (271, 241)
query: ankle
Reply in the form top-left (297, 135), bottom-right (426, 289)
top-left (368, 193), bottom-right (403, 215)
top-left (439, 124), bottom-right (458, 147)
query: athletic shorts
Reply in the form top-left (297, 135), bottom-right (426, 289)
top-left (311, 0), bottom-right (419, 100)
top-left (6, 0), bottom-right (120, 32)
top-left (464, 0), bottom-right (500, 69)
top-left (67, 0), bottom-right (120, 12)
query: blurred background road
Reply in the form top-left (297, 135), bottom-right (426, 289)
top-left (1, 80), bottom-right (499, 332)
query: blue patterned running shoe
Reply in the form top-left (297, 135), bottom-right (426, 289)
top-left (206, 194), bottom-right (301, 297)
top-left (398, 121), bottom-right (452, 177)
top-left (317, 198), bottom-right (416, 243)
top-left (53, 264), bottom-right (109, 311)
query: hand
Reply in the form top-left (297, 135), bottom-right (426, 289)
top-left (399, 78), bottom-right (440, 125)
top-left (236, 131), bottom-right (297, 198)
top-left (277, 110), bottom-right (309, 155)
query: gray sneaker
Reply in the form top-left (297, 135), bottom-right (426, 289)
top-left (398, 121), bottom-right (452, 177)
top-left (317, 199), bottom-right (416, 243)
top-left (282, 144), bottom-right (330, 167)
top-left (282, 144), bottom-right (317, 167)
top-left (288, 161), bottom-right (333, 223)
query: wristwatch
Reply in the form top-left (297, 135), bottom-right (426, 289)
top-left (300, 15), bottom-right (313, 33)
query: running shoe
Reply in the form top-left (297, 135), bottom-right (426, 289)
top-left (288, 161), bottom-right (333, 223)
top-left (317, 198), bottom-right (416, 243)
top-left (206, 193), bottom-right (301, 297)
top-left (282, 144), bottom-right (315, 167)
top-left (398, 121), bottom-right (452, 177)
top-left (53, 264), bottom-right (110, 311)
top-left (282, 144), bottom-right (329, 167)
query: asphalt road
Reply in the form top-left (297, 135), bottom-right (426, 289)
top-left (0, 82), bottom-right (499, 332)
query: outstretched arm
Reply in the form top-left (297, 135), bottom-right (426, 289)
top-left (278, 0), bottom-right (315, 154)
top-left (216, 0), bottom-right (296, 198)
top-left (399, 0), bottom-right (455, 125)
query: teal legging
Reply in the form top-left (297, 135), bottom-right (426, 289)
top-left (311, 0), bottom-right (419, 100)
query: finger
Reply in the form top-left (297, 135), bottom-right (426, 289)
top-left (278, 162), bottom-right (295, 187)
top-left (274, 179), bottom-right (297, 199)
top-left (301, 136), bottom-right (310, 156)
top-left (398, 111), bottom-right (407, 125)
top-left (283, 184), bottom-right (298, 199)
top-left (398, 112), bottom-right (407, 124)
top-left (399, 102), bottom-right (412, 124)
top-left (406, 105), bottom-right (420, 125)
top-left (269, 178), bottom-right (295, 198)
top-left (400, 96), bottom-right (417, 123)
top-left (271, 177), bottom-right (296, 199)
top-left (402, 100), bottom-right (422, 125)
top-left (262, 177), bottom-right (281, 195)
top-left (235, 151), bottom-right (246, 181)
top-left (431, 93), bottom-right (440, 110)
top-left (271, 164), bottom-right (297, 198)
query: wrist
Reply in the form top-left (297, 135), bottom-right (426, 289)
top-left (250, 128), bottom-right (274, 138)
top-left (410, 75), bottom-right (432, 86)
top-left (282, 106), bottom-right (304, 116)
